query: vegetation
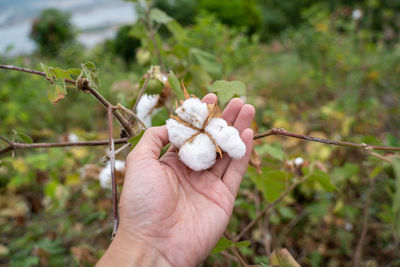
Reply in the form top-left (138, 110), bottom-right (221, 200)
top-left (30, 9), bottom-right (77, 56)
top-left (1, 1), bottom-right (400, 266)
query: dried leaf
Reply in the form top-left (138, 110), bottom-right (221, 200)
top-left (270, 249), bottom-right (300, 267)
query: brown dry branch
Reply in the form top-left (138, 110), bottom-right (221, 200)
top-left (107, 106), bottom-right (119, 239)
top-left (0, 138), bottom-right (128, 156)
top-left (254, 128), bottom-right (400, 152)
top-left (234, 176), bottom-right (309, 242)
top-left (0, 64), bottom-right (134, 136)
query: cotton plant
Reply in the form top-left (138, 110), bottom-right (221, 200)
top-left (166, 94), bottom-right (246, 171)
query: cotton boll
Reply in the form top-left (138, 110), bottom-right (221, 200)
top-left (205, 118), bottom-right (228, 132)
top-left (206, 118), bottom-right (246, 159)
top-left (175, 98), bottom-right (209, 129)
top-left (136, 94), bottom-right (160, 128)
top-left (294, 157), bottom-right (304, 167)
top-left (178, 133), bottom-right (216, 171)
top-left (99, 160), bottom-right (125, 189)
top-left (166, 118), bottom-right (199, 148)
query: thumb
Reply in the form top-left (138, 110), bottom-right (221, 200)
top-left (127, 126), bottom-right (170, 162)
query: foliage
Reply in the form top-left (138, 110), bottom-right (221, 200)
top-left (1, 1), bottom-right (400, 266)
top-left (104, 25), bottom-right (141, 65)
top-left (30, 9), bottom-right (76, 56)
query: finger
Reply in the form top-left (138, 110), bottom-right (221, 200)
top-left (222, 128), bottom-right (253, 197)
top-left (221, 98), bottom-right (244, 124)
top-left (127, 126), bottom-right (170, 162)
top-left (202, 93), bottom-right (217, 104)
top-left (209, 104), bottom-right (255, 177)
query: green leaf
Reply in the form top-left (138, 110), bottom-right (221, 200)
top-left (211, 237), bottom-right (233, 254)
top-left (234, 240), bottom-right (251, 248)
top-left (250, 168), bottom-right (291, 202)
top-left (12, 130), bottom-right (33, 144)
top-left (258, 144), bottom-right (285, 161)
top-left (209, 80), bottom-right (246, 105)
top-left (47, 84), bottom-right (67, 104)
top-left (166, 20), bottom-right (187, 41)
top-left (212, 237), bottom-right (250, 254)
top-left (190, 48), bottom-right (221, 77)
top-left (309, 169), bottom-right (336, 192)
top-left (39, 63), bottom-right (70, 103)
top-left (51, 67), bottom-right (72, 80)
top-left (66, 68), bottom-right (82, 77)
top-left (40, 63), bottom-right (51, 79)
top-left (168, 72), bottom-right (184, 100)
top-left (81, 62), bottom-right (100, 90)
top-left (128, 130), bottom-right (145, 150)
top-left (150, 8), bottom-right (173, 24)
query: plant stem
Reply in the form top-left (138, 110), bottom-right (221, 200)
top-left (144, 8), bottom-right (165, 72)
top-left (0, 138), bottom-right (128, 156)
top-left (353, 184), bottom-right (372, 267)
top-left (132, 72), bottom-right (151, 113)
top-left (254, 128), bottom-right (400, 152)
top-left (107, 106), bottom-right (119, 240)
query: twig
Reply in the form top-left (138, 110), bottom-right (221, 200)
top-left (0, 138), bottom-right (128, 156)
top-left (0, 136), bottom-right (13, 146)
top-left (0, 64), bottom-right (133, 136)
top-left (353, 184), bottom-right (373, 267)
top-left (103, 143), bottom-right (131, 162)
top-left (254, 128), bottom-right (400, 152)
top-left (220, 251), bottom-right (239, 264)
top-left (364, 150), bottom-right (393, 163)
top-left (230, 246), bottom-right (249, 267)
top-left (132, 72), bottom-right (151, 113)
top-left (107, 107), bottom-right (119, 240)
top-left (234, 176), bottom-right (308, 242)
top-left (115, 103), bottom-right (147, 130)
top-left (223, 233), bottom-right (249, 267)
top-left (144, 8), bottom-right (165, 71)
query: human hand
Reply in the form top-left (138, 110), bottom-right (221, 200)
top-left (97, 93), bottom-right (255, 266)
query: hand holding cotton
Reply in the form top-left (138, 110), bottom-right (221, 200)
top-left (166, 97), bottom-right (246, 171)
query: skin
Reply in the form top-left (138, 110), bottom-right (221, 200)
top-left (97, 94), bottom-right (255, 267)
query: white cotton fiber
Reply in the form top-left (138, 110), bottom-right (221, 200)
top-left (178, 133), bottom-right (216, 171)
top-left (136, 94), bottom-right (160, 128)
top-left (166, 97), bottom-right (247, 171)
top-left (166, 118), bottom-right (199, 148)
top-left (205, 118), bottom-right (246, 159)
top-left (99, 160), bottom-right (125, 189)
top-left (175, 97), bottom-right (209, 129)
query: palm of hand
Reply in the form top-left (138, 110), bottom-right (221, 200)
top-left (118, 94), bottom-right (254, 266)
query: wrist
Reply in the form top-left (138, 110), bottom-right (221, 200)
top-left (97, 228), bottom-right (172, 267)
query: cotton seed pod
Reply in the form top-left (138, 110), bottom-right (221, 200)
top-left (166, 96), bottom-right (246, 171)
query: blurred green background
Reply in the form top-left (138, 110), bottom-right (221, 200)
top-left (1, 0), bottom-right (400, 266)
